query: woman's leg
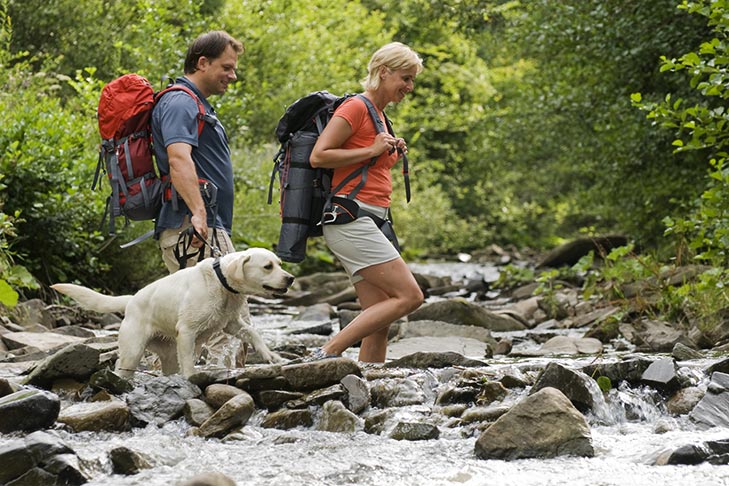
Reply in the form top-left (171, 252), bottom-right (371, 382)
top-left (322, 256), bottom-right (423, 361)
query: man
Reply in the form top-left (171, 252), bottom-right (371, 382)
top-left (152, 30), bottom-right (244, 272)
top-left (151, 31), bottom-right (257, 367)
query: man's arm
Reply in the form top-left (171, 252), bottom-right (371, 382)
top-left (167, 142), bottom-right (208, 246)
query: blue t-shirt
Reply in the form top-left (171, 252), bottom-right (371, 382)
top-left (151, 77), bottom-right (234, 236)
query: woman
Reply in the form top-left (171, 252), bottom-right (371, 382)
top-left (308, 42), bottom-right (425, 363)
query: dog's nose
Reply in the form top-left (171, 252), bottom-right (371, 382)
top-left (286, 275), bottom-right (295, 287)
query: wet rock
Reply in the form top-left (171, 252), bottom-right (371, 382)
top-left (385, 351), bottom-right (487, 369)
top-left (109, 446), bottom-right (152, 475)
top-left (666, 386), bottom-right (705, 416)
top-left (512, 335), bottom-right (603, 357)
top-left (0, 388), bottom-right (60, 433)
top-left (183, 398), bottom-right (215, 426)
top-left (0, 431), bottom-right (87, 485)
top-left (196, 392), bottom-right (256, 438)
top-left (57, 400), bottom-right (130, 432)
top-left (261, 408), bottom-right (313, 429)
top-left (341, 374), bottom-right (369, 414)
top-left (317, 400), bottom-right (361, 432)
top-left (707, 357), bottom-right (729, 376)
top-left (179, 471), bottom-right (236, 486)
top-left (408, 299), bottom-right (526, 332)
top-left (293, 303), bottom-right (335, 322)
top-left (23, 343), bottom-right (101, 388)
top-left (627, 319), bottom-right (692, 352)
top-left (581, 357), bottom-right (653, 386)
top-left (371, 377), bottom-right (429, 408)
top-left (253, 389), bottom-right (305, 411)
top-left (435, 385), bottom-right (480, 405)
top-left (477, 381), bottom-right (509, 405)
top-left (655, 438), bottom-right (729, 466)
top-left (493, 338), bottom-right (513, 356)
top-left (474, 387), bottom-right (594, 460)
top-left (88, 368), bottom-right (134, 395)
top-left (126, 375), bottom-right (201, 426)
top-left (281, 358), bottom-right (361, 391)
top-left (640, 358), bottom-right (681, 393)
top-left (396, 319), bottom-right (497, 347)
top-left (389, 421), bottom-right (440, 441)
top-left (689, 372), bottom-right (729, 428)
top-left (530, 362), bottom-right (601, 413)
top-left (204, 383), bottom-right (247, 409)
top-left (672, 342), bottom-right (703, 361)
top-left (363, 409), bottom-right (394, 435)
top-left (460, 405), bottom-right (510, 424)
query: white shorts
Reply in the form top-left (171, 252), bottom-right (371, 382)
top-left (323, 200), bottom-right (400, 283)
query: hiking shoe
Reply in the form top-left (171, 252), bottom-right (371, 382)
top-left (302, 348), bottom-right (339, 362)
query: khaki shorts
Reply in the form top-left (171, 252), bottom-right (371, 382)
top-left (323, 200), bottom-right (400, 284)
top-left (159, 216), bottom-right (235, 273)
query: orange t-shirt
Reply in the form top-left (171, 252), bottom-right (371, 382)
top-left (330, 97), bottom-right (399, 207)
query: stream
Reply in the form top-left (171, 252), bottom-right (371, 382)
top-left (3, 260), bottom-right (729, 486)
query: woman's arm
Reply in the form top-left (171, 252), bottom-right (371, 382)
top-left (310, 116), bottom-right (395, 169)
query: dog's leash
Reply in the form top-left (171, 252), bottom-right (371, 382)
top-left (173, 226), bottom-right (223, 269)
top-left (173, 226), bottom-right (240, 294)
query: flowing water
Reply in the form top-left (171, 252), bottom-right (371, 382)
top-left (4, 261), bottom-right (729, 485)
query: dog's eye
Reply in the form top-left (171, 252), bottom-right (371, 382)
top-left (264, 263), bottom-right (273, 270)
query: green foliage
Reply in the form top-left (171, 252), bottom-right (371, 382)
top-left (596, 375), bottom-right (612, 393)
top-left (634, 1), bottom-right (729, 269)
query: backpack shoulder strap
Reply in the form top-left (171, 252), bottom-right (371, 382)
top-left (155, 85), bottom-right (206, 137)
top-left (351, 94), bottom-right (411, 202)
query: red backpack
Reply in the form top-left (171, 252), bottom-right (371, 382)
top-left (95, 73), bottom-right (205, 236)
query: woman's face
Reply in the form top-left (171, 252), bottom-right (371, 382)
top-left (381, 66), bottom-right (418, 103)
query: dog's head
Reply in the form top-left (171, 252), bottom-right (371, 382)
top-left (221, 248), bottom-right (294, 297)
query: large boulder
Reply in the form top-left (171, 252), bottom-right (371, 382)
top-left (474, 387), bottom-right (594, 460)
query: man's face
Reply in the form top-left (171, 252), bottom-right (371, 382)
top-left (197, 44), bottom-right (238, 97)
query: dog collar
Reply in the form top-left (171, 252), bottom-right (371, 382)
top-left (212, 257), bottom-right (240, 294)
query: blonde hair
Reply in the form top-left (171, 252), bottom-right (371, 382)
top-left (362, 42), bottom-right (423, 91)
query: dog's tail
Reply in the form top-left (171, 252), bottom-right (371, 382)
top-left (51, 283), bottom-right (131, 314)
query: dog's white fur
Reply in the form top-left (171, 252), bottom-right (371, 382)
top-left (51, 248), bottom-right (294, 379)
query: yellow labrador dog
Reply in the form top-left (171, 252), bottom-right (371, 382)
top-left (51, 248), bottom-right (294, 379)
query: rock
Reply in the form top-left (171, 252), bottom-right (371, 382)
top-left (261, 408), bottom-right (313, 429)
top-left (672, 342), bottom-right (703, 361)
top-left (530, 362), bottom-right (603, 413)
top-left (0, 388), bottom-right (60, 433)
top-left (204, 383), bottom-right (247, 409)
top-left (126, 375), bottom-right (201, 427)
top-left (109, 446), bottom-right (152, 474)
top-left (57, 400), bottom-right (130, 432)
top-left (689, 372), bottom-right (729, 428)
top-left (341, 374), bottom-right (369, 414)
top-left (183, 398), bottom-right (215, 426)
top-left (1, 331), bottom-right (86, 352)
top-left (385, 350), bottom-right (488, 368)
top-left (474, 387), bottom-right (594, 460)
top-left (23, 343), bottom-right (101, 388)
top-left (511, 335), bottom-right (603, 357)
top-left (581, 357), bottom-right (653, 386)
top-left (389, 421), bottom-right (440, 441)
top-left (317, 400), bottom-right (361, 432)
top-left (666, 386), bottom-right (705, 416)
top-left (196, 392), bottom-right (256, 438)
top-left (640, 358), bottom-right (681, 393)
top-left (281, 358), bottom-right (361, 391)
top-left (407, 299), bottom-right (526, 332)
top-left (178, 471), bottom-right (237, 486)
top-left (396, 320), bottom-right (497, 346)
top-left (0, 431), bottom-right (87, 485)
